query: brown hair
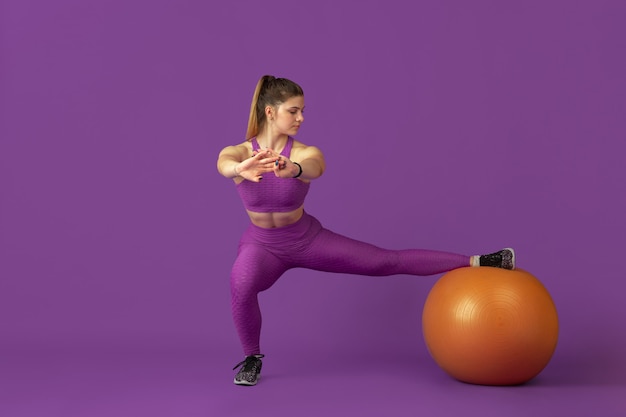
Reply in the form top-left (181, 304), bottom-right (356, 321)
top-left (246, 75), bottom-right (304, 140)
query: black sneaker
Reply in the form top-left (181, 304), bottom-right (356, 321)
top-left (233, 354), bottom-right (264, 386)
top-left (479, 248), bottom-right (515, 270)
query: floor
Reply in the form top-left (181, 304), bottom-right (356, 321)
top-left (2, 344), bottom-right (624, 417)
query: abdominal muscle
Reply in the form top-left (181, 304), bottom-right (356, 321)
top-left (246, 205), bottom-right (304, 228)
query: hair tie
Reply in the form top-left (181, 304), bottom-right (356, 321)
top-left (292, 162), bottom-right (302, 178)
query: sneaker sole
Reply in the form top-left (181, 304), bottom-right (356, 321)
top-left (234, 375), bottom-right (260, 386)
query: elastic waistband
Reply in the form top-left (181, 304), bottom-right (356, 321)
top-left (243, 211), bottom-right (320, 246)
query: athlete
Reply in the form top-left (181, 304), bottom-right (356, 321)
top-left (217, 75), bottom-right (515, 386)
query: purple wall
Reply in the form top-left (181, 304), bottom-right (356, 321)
top-left (1, 1), bottom-right (625, 416)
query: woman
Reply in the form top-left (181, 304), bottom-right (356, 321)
top-left (217, 75), bottom-right (515, 386)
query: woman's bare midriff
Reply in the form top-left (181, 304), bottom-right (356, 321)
top-left (246, 206), bottom-right (304, 228)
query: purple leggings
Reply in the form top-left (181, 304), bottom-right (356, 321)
top-left (230, 212), bottom-right (469, 356)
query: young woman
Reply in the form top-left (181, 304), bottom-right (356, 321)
top-left (217, 75), bottom-right (515, 386)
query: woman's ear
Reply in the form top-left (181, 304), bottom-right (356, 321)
top-left (265, 105), bottom-right (275, 121)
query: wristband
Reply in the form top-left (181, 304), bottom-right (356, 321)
top-left (292, 162), bottom-right (302, 178)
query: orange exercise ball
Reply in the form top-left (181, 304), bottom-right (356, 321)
top-left (422, 267), bottom-right (558, 385)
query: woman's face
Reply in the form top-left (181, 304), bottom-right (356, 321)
top-left (269, 95), bottom-right (305, 136)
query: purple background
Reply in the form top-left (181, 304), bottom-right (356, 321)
top-left (1, 0), bottom-right (625, 416)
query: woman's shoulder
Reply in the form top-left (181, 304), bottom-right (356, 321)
top-left (228, 139), bottom-right (253, 151)
top-left (291, 138), bottom-right (316, 150)
top-left (219, 140), bottom-right (252, 157)
top-left (291, 138), bottom-right (324, 158)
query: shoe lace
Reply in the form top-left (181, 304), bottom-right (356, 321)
top-left (233, 354), bottom-right (264, 372)
top-left (486, 253), bottom-right (502, 262)
top-left (481, 252), bottom-right (502, 265)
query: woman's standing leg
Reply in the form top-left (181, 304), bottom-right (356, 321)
top-left (230, 244), bottom-right (288, 356)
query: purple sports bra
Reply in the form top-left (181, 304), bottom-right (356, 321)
top-left (236, 137), bottom-right (310, 213)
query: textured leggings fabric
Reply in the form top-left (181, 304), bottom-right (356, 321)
top-left (230, 212), bottom-right (470, 356)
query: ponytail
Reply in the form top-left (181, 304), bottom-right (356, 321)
top-left (245, 75), bottom-right (304, 140)
top-left (246, 75), bottom-right (274, 140)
